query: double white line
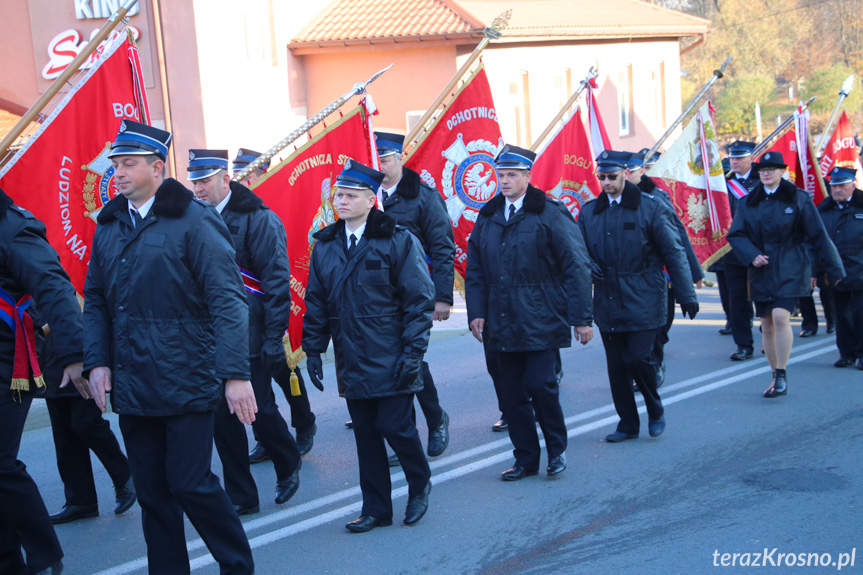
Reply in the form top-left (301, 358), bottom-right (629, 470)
top-left (95, 339), bottom-right (837, 574)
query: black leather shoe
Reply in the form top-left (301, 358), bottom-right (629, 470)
top-left (388, 453), bottom-right (401, 467)
top-left (827, 323), bottom-right (836, 334)
top-left (718, 323), bottom-right (732, 335)
top-left (248, 442), bottom-right (270, 464)
top-left (764, 372), bottom-right (787, 398)
top-left (275, 469), bottom-right (300, 505)
top-left (344, 420), bottom-right (354, 429)
top-left (799, 329), bottom-right (817, 338)
top-left (346, 515), bottom-right (393, 532)
top-left (50, 504), bottom-right (98, 524)
top-left (492, 417), bottom-right (508, 432)
top-left (234, 504), bottom-right (260, 516)
top-left (835, 357), bottom-right (855, 368)
top-left (500, 465), bottom-right (539, 481)
top-left (605, 431), bottom-right (638, 443)
top-left (114, 478), bottom-right (136, 515)
top-left (648, 415), bottom-right (666, 438)
top-left (296, 423), bottom-right (317, 456)
top-left (427, 411), bottom-right (450, 457)
top-left (547, 454), bottom-right (567, 476)
top-left (730, 348), bottom-right (754, 361)
top-left (404, 481), bottom-right (432, 525)
top-left (33, 560), bottom-right (64, 575)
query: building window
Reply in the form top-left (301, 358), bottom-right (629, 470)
top-left (618, 65), bottom-right (633, 137)
top-left (659, 62), bottom-right (667, 130)
top-left (508, 71), bottom-right (531, 146)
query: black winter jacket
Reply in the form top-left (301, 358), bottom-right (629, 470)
top-left (0, 188), bottom-right (82, 391)
top-left (727, 178), bottom-right (844, 302)
top-left (816, 189), bottom-right (863, 292)
top-left (382, 167), bottom-right (456, 304)
top-left (302, 208), bottom-right (434, 399)
top-left (578, 181), bottom-right (696, 332)
top-left (465, 185), bottom-right (593, 352)
top-left (83, 179), bottom-right (250, 416)
top-left (221, 181), bottom-right (292, 358)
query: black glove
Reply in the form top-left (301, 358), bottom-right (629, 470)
top-left (394, 353), bottom-right (423, 390)
top-left (306, 355), bottom-right (324, 392)
top-left (261, 340), bottom-right (286, 371)
top-left (681, 301), bottom-right (699, 319)
top-left (590, 261), bottom-right (604, 283)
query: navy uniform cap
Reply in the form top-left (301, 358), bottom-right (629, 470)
top-left (626, 152), bottom-right (645, 170)
top-left (375, 132), bottom-right (405, 157)
top-left (829, 166), bottom-right (856, 185)
top-left (187, 149), bottom-right (229, 181)
top-left (233, 148), bottom-right (270, 172)
top-left (639, 147), bottom-right (661, 167)
top-left (335, 159), bottom-right (385, 192)
top-left (494, 144), bottom-right (536, 170)
top-left (595, 150), bottom-right (631, 173)
top-left (753, 151), bottom-right (787, 170)
top-left (108, 120), bottom-right (172, 161)
top-left (727, 140), bottom-right (756, 158)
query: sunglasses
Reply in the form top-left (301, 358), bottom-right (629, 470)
top-left (596, 173), bottom-right (620, 181)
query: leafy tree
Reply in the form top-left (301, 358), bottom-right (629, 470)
top-left (713, 75), bottom-right (776, 137)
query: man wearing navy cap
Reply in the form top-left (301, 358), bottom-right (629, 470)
top-left (232, 147), bottom-right (270, 188)
top-left (83, 120), bottom-right (255, 573)
top-left (577, 150), bottom-right (698, 442)
top-left (303, 159), bottom-right (435, 532)
top-left (466, 144), bottom-right (593, 480)
top-left (817, 167), bottom-right (863, 369)
top-left (188, 150), bottom-right (302, 514)
top-left (371, 131), bottom-right (454, 462)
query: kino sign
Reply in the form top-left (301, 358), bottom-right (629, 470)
top-left (74, 0), bottom-right (140, 19)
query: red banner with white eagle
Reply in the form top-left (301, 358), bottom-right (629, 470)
top-left (250, 106), bottom-right (372, 358)
top-left (818, 111), bottom-right (863, 188)
top-left (649, 102), bottom-right (733, 268)
top-left (531, 108), bottom-right (601, 220)
top-left (0, 31), bottom-right (148, 294)
top-left (763, 108), bottom-right (828, 205)
top-left (404, 64), bottom-right (502, 280)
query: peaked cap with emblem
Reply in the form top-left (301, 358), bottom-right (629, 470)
top-left (595, 150), bottom-right (631, 173)
top-left (335, 159), bottom-right (385, 192)
top-left (753, 151), bottom-right (787, 171)
top-left (639, 147), bottom-right (661, 167)
top-left (374, 132), bottom-right (405, 157)
top-left (829, 166), bottom-right (856, 185)
top-left (108, 119), bottom-right (172, 161)
top-left (727, 140), bottom-right (756, 158)
top-left (187, 149), bottom-right (229, 181)
top-left (233, 148), bottom-right (270, 172)
top-left (494, 144), bottom-right (536, 170)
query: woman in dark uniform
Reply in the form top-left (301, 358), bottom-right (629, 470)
top-left (727, 151), bottom-right (844, 398)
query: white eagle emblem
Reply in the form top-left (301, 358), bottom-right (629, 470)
top-left (687, 194), bottom-right (709, 233)
top-left (439, 133), bottom-right (503, 226)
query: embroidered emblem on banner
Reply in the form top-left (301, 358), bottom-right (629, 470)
top-left (440, 134), bottom-right (503, 226)
top-left (81, 142), bottom-right (118, 222)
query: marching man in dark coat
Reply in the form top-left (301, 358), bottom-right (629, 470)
top-left (466, 144), bottom-right (594, 480)
top-left (188, 149), bottom-right (302, 515)
top-left (817, 167), bottom-right (863, 369)
top-left (578, 150), bottom-right (699, 442)
top-left (83, 121), bottom-right (256, 574)
top-left (0, 187), bottom-right (89, 575)
top-left (303, 160), bottom-right (435, 533)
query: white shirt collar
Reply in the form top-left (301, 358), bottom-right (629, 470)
top-left (376, 181), bottom-right (399, 211)
top-left (131, 195), bottom-right (156, 221)
top-left (215, 189), bottom-right (232, 214)
top-left (764, 185), bottom-right (779, 195)
top-left (737, 169), bottom-right (752, 181)
top-left (346, 221), bottom-right (367, 248)
top-left (505, 194), bottom-right (525, 219)
top-left (608, 194), bottom-right (622, 205)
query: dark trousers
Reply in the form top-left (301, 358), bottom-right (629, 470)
top-left (412, 361), bottom-right (443, 429)
top-left (653, 292), bottom-right (676, 366)
top-left (0, 393), bottom-right (63, 575)
top-left (496, 350), bottom-right (567, 470)
top-left (271, 367), bottom-right (316, 434)
top-left (800, 278), bottom-right (836, 333)
top-left (601, 329), bottom-right (664, 435)
top-left (119, 412), bottom-right (254, 575)
top-left (484, 341), bottom-right (503, 413)
top-left (215, 358), bottom-right (301, 508)
top-left (715, 269), bottom-right (730, 319)
top-left (834, 290), bottom-right (863, 359)
top-left (346, 394), bottom-right (430, 518)
top-left (726, 262), bottom-right (755, 351)
top-left (46, 395), bottom-right (131, 507)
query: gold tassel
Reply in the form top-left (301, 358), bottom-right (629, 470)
top-left (289, 367), bottom-right (301, 396)
top-left (283, 333), bottom-right (303, 397)
top-left (34, 374), bottom-right (45, 391)
top-left (11, 377), bottom-right (29, 393)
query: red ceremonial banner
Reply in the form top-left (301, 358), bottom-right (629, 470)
top-left (404, 65), bottom-right (502, 281)
top-left (819, 111), bottom-right (863, 188)
top-left (0, 32), bottom-right (148, 294)
top-left (251, 106), bottom-right (372, 357)
top-left (765, 126), bottom-right (829, 205)
top-left (531, 108), bottom-right (601, 220)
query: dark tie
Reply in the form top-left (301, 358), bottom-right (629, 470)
top-left (131, 209), bottom-right (142, 228)
top-left (508, 204), bottom-right (516, 221)
top-left (348, 233), bottom-right (357, 256)
top-left (610, 200), bottom-right (617, 208)
top-left (382, 190), bottom-right (390, 203)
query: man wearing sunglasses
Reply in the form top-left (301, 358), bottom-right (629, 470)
top-left (577, 150), bottom-right (699, 443)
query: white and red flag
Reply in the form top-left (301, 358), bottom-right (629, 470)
top-left (0, 31), bottom-right (149, 294)
top-left (764, 107), bottom-right (828, 205)
top-left (649, 101), bottom-right (732, 267)
top-left (404, 64), bottom-right (502, 281)
top-left (531, 108), bottom-right (601, 220)
top-left (818, 111), bottom-right (863, 188)
top-left (586, 77), bottom-right (611, 158)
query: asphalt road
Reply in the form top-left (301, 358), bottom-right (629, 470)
top-left (18, 287), bottom-right (862, 574)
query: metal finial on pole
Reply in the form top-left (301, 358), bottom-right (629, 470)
top-left (815, 74), bottom-right (855, 157)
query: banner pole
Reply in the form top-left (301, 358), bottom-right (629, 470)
top-left (815, 74), bottom-right (855, 157)
top-left (0, 0), bottom-right (139, 155)
top-left (529, 67), bottom-right (596, 152)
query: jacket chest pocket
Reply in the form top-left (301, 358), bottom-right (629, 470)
top-left (358, 260), bottom-right (390, 285)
